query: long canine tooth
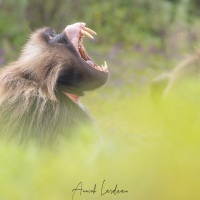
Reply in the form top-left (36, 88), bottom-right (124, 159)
top-left (84, 27), bottom-right (97, 35)
top-left (102, 65), bottom-right (106, 72)
top-left (81, 30), bottom-right (94, 39)
top-left (104, 61), bottom-right (108, 69)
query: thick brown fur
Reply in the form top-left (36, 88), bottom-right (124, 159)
top-left (0, 27), bottom-right (108, 146)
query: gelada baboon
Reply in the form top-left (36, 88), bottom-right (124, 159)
top-left (151, 53), bottom-right (200, 104)
top-left (0, 22), bottom-right (109, 145)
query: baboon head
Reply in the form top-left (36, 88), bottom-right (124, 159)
top-left (0, 22), bottom-right (109, 145)
top-left (19, 22), bottom-right (109, 100)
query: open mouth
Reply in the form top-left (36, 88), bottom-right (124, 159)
top-left (64, 23), bottom-right (108, 73)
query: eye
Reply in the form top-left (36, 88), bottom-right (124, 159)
top-left (42, 29), bottom-right (57, 43)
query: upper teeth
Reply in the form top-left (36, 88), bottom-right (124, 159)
top-left (81, 26), bottom-right (97, 39)
top-left (78, 38), bottom-right (83, 49)
top-left (83, 27), bottom-right (97, 35)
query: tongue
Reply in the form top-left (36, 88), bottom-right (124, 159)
top-left (86, 60), bottom-right (95, 67)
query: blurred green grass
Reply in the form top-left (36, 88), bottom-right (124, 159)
top-left (0, 84), bottom-right (200, 199)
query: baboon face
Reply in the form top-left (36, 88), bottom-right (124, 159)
top-left (20, 22), bottom-right (109, 96)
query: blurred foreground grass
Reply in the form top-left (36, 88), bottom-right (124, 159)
top-left (0, 83), bottom-right (200, 200)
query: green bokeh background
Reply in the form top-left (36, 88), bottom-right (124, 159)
top-left (0, 0), bottom-right (200, 199)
